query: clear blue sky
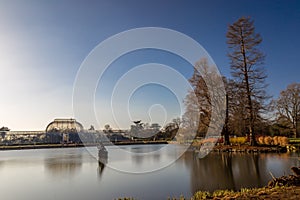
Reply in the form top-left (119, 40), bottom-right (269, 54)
top-left (0, 0), bottom-right (299, 130)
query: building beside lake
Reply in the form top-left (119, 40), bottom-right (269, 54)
top-left (45, 118), bottom-right (102, 144)
top-left (46, 118), bottom-right (84, 133)
top-left (0, 118), bottom-right (176, 145)
top-left (0, 130), bottom-right (46, 144)
top-left (0, 118), bottom-right (87, 144)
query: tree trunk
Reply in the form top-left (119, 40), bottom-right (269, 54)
top-left (224, 93), bottom-right (230, 145)
top-left (241, 31), bottom-right (257, 146)
top-left (296, 118), bottom-right (300, 138)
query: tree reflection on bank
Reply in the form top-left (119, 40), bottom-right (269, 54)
top-left (182, 151), bottom-right (300, 193)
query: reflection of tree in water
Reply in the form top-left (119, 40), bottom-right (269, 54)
top-left (230, 153), bottom-right (266, 189)
top-left (182, 152), bottom-right (268, 193)
top-left (44, 154), bottom-right (82, 177)
top-left (131, 152), bottom-right (161, 165)
top-left (153, 153), bottom-right (161, 162)
top-left (0, 160), bottom-right (4, 168)
top-left (188, 152), bottom-right (236, 192)
top-left (133, 155), bottom-right (144, 165)
top-left (259, 153), bottom-right (300, 178)
top-left (131, 146), bottom-right (162, 165)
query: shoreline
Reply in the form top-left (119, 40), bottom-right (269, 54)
top-left (1, 142), bottom-right (294, 152)
top-left (0, 140), bottom-right (168, 151)
top-left (190, 141), bottom-right (298, 153)
top-left (212, 144), bottom-right (289, 153)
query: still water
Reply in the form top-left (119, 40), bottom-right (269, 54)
top-left (0, 144), bottom-right (299, 200)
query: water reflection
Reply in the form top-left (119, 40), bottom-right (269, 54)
top-left (183, 152), bottom-right (300, 193)
top-left (97, 162), bottom-right (106, 179)
top-left (1, 146), bottom-right (300, 200)
top-left (44, 154), bottom-right (82, 177)
top-left (153, 152), bottom-right (161, 162)
top-left (132, 154), bottom-right (144, 165)
top-left (97, 154), bottom-right (108, 179)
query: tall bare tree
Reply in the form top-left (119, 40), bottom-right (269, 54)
top-left (184, 58), bottom-right (211, 137)
top-left (226, 79), bottom-right (266, 137)
top-left (226, 79), bottom-right (247, 136)
top-left (227, 17), bottom-right (268, 145)
top-left (184, 58), bottom-right (226, 142)
top-left (274, 83), bottom-right (300, 138)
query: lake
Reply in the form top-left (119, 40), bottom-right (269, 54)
top-left (0, 144), bottom-right (299, 200)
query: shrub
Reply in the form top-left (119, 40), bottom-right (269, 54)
top-left (230, 137), bottom-right (247, 145)
top-left (264, 136), bottom-right (273, 145)
top-left (192, 191), bottom-right (210, 200)
top-left (278, 136), bottom-right (289, 146)
top-left (273, 136), bottom-right (279, 145)
top-left (212, 190), bottom-right (235, 197)
top-left (257, 136), bottom-right (264, 145)
top-left (257, 136), bottom-right (289, 146)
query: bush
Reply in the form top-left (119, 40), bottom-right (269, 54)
top-left (278, 136), bottom-right (289, 146)
top-left (273, 136), bottom-right (279, 145)
top-left (256, 136), bottom-right (289, 146)
top-left (258, 136), bottom-right (264, 145)
top-left (230, 137), bottom-right (247, 145)
top-left (192, 191), bottom-right (210, 200)
top-left (264, 136), bottom-right (273, 145)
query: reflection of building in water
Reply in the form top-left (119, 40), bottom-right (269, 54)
top-left (44, 154), bottom-right (83, 177)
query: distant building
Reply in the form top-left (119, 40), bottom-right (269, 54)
top-left (0, 127), bottom-right (10, 141)
top-left (0, 119), bottom-right (91, 144)
top-left (0, 127), bottom-right (10, 132)
top-left (45, 118), bottom-right (84, 144)
top-left (4, 130), bottom-right (45, 144)
top-left (46, 118), bottom-right (84, 133)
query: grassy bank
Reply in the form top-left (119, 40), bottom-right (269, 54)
top-left (117, 169), bottom-right (300, 200)
top-left (117, 186), bottom-right (300, 200)
top-left (189, 186), bottom-right (300, 199)
top-left (172, 169), bottom-right (300, 200)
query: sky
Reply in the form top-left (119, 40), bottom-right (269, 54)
top-left (0, 0), bottom-right (299, 130)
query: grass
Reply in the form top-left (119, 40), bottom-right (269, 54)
top-left (289, 138), bottom-right (300, 143)
top-left (120, 186), bottom-right (300, 200)
top-left (190, 185), bottom-right (292, 200)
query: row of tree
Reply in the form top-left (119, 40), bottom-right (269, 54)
top-left (183, 17), bottom-right (300, 146)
